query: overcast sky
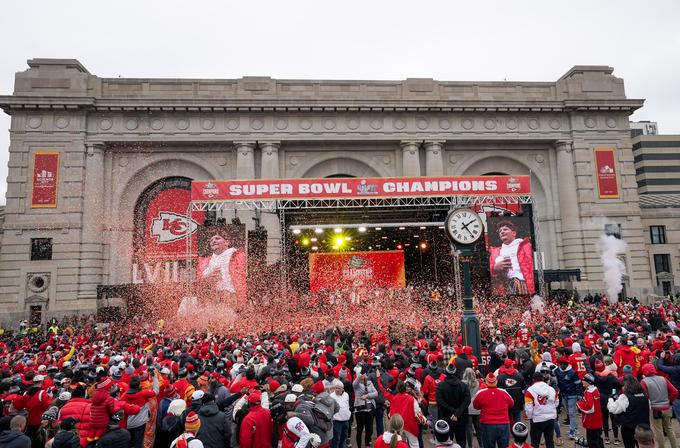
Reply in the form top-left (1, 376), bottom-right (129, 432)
top-left (1, 1), bottom-right (679, 205)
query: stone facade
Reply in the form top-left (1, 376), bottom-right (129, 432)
top-left (0, 59), bottom-right (657, 325)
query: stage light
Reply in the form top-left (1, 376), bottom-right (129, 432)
top-left (381, 236), bottom-right (387, 239)
top-left (420, 226), bottom-right (426, 230)
top-left (292, 228), bottom-right (301, 235)
top-left (358, 226), bottom-right (367, 233)
top-left (314, 228), bottom-right (323, 234)
top-left (334, 227), bottom-right (342, 234)
top-left (334, 236), bottom-right (345, 247)
top-left (438, 226), bottom-right (445, 229)
top-left (301, 238), bottom-right (310, 246)
top-left (311, 246), bottom-right (318, 251)
top-left (399, 226), bottom-right (406, 230)
top-left (375, 227), bottom-right (382, 231)
top-left (311, 237), bottom-right (317, 242)
top-left (414, 235), bottom-right (419, 238)
top-left (420, 242), bottom-right (428, 250)
top-left (345, 236), bottom-right (351, 241)
top-left (397, 244), bottom-right (403, 250)
top-left (368, 246), bottom-right (372, 250)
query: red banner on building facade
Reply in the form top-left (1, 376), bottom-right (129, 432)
top-left (594, 148), bottom-right (620, 199)
top-left (31, 151), bottom-right (60, 208)
top-left (192, 175), bottom-right (530, 202)
top-left (309, 250), bottom-right (405, 292)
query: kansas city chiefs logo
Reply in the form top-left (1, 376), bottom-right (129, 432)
top-left (150, 212), bottom-right (199, 243)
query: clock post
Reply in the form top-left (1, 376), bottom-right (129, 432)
top-left (444, 209), bottom-right (482, 361)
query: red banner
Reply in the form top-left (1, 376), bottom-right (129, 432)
top-left (309, 251), bottom-right (405, 291)
top-left (31, 151), bottom-right (60, 208)
top-left (192, 175), bottom-right (530, 202)
top-left (594, 148), bottom-right (619, 199)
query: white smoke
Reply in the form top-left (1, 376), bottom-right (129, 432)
top-left (530, 294), bottom-right (545, 314)
top-left (598, 234), bottom-right (627, 303)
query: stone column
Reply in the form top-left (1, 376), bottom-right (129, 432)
top-left (424, 141), bottom-right (444, 176)
top-left (234, 141), bottom-right (256, 179)
top-left (400, 141), bottom-right (421, 176)
top-left (260, 141), bottom-right (280, 179)
top-left (78, 143), bottom-right (105, 302)
top-left (555, 140), bottom-right (585, 272)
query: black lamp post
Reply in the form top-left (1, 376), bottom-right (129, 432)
top-left (444, 208), bottom-right (483, 361)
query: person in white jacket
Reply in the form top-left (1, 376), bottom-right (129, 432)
top-left (330, 384), bottom-right (351, 448)
top-left (524, 372), bottom-right (559, 448)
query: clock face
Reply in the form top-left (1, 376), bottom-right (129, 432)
top-left (445, 208), bottom-right (484, 245)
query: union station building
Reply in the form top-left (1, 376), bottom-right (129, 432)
top-left (0, 58), bottom-right (678, 325)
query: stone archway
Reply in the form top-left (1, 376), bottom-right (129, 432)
top-left (107, 158), bottom-right (217, 285)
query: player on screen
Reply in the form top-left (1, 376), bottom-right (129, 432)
top-left (196, 227), bottom-right (247, 304)
top-left (489, 220), bottom-right (534, 295)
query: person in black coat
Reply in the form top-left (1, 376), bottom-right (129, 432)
top-left (196, 393), bottom-right (231, 448)
top-left (51, 418), bottom-right (80, 448)
top-left (435, 364), bottom-right (471, 447)
top-left (97, 411), bottom-right (131, 448)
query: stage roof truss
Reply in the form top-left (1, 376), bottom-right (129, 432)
top-left (189, 194), bottom-right (533, 212)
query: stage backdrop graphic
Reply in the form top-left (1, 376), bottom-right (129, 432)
top-left (133, 177), bottom-right (208, 286)
top-left (309, 250), bottom-right (405, 292)
top-left (487, 216), bottom-right (535, 295)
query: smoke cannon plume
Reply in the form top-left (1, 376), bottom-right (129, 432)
top-left (598, 234), bottom-right (627, 303)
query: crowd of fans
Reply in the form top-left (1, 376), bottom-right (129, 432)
top-left (1, 294), bottom-right (679, 448)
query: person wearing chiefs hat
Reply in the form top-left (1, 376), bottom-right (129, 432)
top-left (170, 411), bottom-right (203, 448)
top-left (472, 372), bottom-right (514, 448)
top-left (239, 390), bottom-right (273, 448)
top-left (497, 358), bottom-right (526, 424)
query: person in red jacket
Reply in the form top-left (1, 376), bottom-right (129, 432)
top-left (380, 380), bottom-right (426, 448)
top-left (576, 374), bottom-right (604, 448)
top-left (13, 374), bottom-right (52, 445)
top-left (57, 385), bottom-right (92, 447)
top-left (472, 372), bottom-right (514, 448)
top-left (89, 377), bottom-right (117, 442)
top-left (229, 367), bottom-right (259, 394)
top-left (121, 374), bottom-right (157, 448)
top-left (239, 390), bottom-right (273, 448)
top-left (613, 340), bottom-right (638, 377)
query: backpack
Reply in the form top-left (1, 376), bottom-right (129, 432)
top-left (294, 399), bottom-right (333, 435)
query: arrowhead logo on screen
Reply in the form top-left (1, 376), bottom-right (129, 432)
top-left (150, 212), bottom-right (199, 243)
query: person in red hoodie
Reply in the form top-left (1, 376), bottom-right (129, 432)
top-left (14, 374), bottom-right (51, 447)
top-left (576, 374), bottom-right (604, 448)
top-left (89, 376), bottom-right (117, 443)
top-left (57, 385), bottom-right (92, 447)
top-left (239, 390), bottom-right (273, 448)
top-left (122, 374), bottom-right (158, 448)
top-left (472, 372), bottom-right (514, 448)
top-left (613, 340), bottom-right (638, 377)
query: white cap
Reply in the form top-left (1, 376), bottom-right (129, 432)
top-left (33, 375), bottom-right (45, 382)
top-left (58, 391), bottom-right (72, 401)
top-left (37, 365), bottom-right (47, 372)
top-left (291, 384), bottom-right (304, 393)
top-left (62, 361), bottom-right (71, 368)
top-left (160, 367), bottom-right (171, 375)
top-left (284, 393), bottom-right (297, 403)
top-left (118, 361), bottom-right (127, 369)
top-left (191, 390), bottom-right (205, 401)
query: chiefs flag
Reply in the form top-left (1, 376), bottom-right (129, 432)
top-left (309, 251), bottom-right (405, 292)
